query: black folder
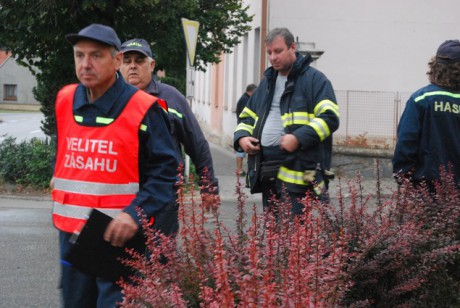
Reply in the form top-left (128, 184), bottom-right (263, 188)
top-left (63, 209), bottom-right (146, 282)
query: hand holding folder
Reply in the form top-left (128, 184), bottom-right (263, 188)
top-left (63, 209), bottom-right (146, 282)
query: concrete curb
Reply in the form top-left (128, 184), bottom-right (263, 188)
top-left (0, 103), bottom-right (41, 112)
top-left (0, 193), bottom-right (51, 201)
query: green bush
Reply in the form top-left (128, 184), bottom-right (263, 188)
top-left (0, 136), bottom-right (55, 189)
top-left (159, 76), bottom-right (186, 95)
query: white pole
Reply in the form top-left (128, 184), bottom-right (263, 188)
top-left (184, 51), bottom-right (191, 181)
top-left (181, 18), bottom-right (199, 182)
top-left (184, 154), bottom-right (190, 180)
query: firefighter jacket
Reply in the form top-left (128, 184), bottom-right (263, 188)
top-left (145, 79), bottom-right (219, 194)
top-left (234, 52), bottom-right (339, 194)
top-left (52, 82), bottom-right (176, 233)
top-left (393, 83), bottom-right (460, 183)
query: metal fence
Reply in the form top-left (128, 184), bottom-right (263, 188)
top-left (334, 90), bottom-right (412, 150)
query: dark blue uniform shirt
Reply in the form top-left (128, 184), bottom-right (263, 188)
top-left (145, 79), bottom-right (218, 193)
top-left (393, 83), bottom-right (460, 183)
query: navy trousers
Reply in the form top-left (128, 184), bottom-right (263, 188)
top-left (59, 231), bottom-right (123, 308)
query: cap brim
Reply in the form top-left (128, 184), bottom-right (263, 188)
top-left (120, 48), bottom-right (150, 57)
top-left (65, 34), bottom-right (119, 50)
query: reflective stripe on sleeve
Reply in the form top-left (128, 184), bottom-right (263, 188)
top-left (53, 177), bottom-right (139, 195)
top-left (235, 122), bottom-right (255, 134)
top-left (314, 100), bottom-right (339, 117)
top-left (308, 118), bottom-right (330, 141)
top-left (239, 106), bottom-right (257, 120)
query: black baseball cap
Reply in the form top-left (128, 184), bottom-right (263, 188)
top-left (121, 39), bottom-right (154, 58)
top-left (436, 40), bottom-right (460, 63)
top-left (66, 23), bottom-right (121, 50)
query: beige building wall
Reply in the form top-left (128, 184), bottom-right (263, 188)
top-left (191, 0), bottom-right (460, 148)
top-left (0, 54), bottom-right (38, 105)
top-left (192, 0), bottom-right (262, 147)
top-left (267, 0), bottom-right (460, 93)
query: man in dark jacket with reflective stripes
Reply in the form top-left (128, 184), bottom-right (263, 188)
top-left (120, 39), bottom-right (219, 205)
top-left (234, 27), bottom-right (339, 216)
top-left (393, 40), bottom-right (460, 187)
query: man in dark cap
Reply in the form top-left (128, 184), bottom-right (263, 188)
top-left (120, 38), bottom-right (219, 208)
top-left (52, 24), bottom-right (178, 306)
top-left (393, 40), bottom-right (460, 187)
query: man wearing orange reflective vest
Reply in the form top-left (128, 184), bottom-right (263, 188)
top-left (52, 24), bottom-right (178, 307)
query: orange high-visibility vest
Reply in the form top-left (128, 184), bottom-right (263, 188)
top-left (52, 84), bottom-right (161, 233)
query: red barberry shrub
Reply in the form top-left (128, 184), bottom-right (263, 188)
top-left (332, 166), bottom-right (460, 307)
top-left (118, 163), bottom-right (460, 307)
top-left (119, 169), bottom-right (350, 307)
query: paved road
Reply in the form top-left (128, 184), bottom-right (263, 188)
top-left (0, 197), bottom-right (60, 307)
top-left (0, 196), bottom-right (259, 308)
top-left (0, 112), bottom-right (47, 143)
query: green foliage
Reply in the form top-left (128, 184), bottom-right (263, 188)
top-left (0, 137), bottom-right (55, 189)
top-left (160, 76), bottom-right (186, 95)
top-left (0, 0), bottom-right (252, 137)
